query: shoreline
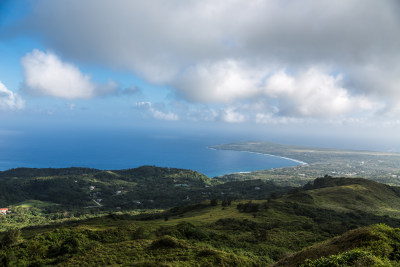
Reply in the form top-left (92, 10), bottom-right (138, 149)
top-left (258, 152), bottom-right (307, 165)
top-left (208, 146), bottom-right (308, 166)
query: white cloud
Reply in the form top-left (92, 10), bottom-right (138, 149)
top-left (173, 60), bottom-right (266, 103)
top-left (176, 63), bottom-right (379, 119)
top-left (219, 107), bottom-right (245, 123)
top-left (21, 50), bottom-right (117, 99)
top-left (134, 102), bottom-right (178, 121)
top-left (263, 68), bottom-right (379, 117)
top-left (17, 0), bottom-right (400, 121)
top-left (0, 82), bottom-right (24, 111)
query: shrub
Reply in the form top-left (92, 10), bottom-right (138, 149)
top-left (197, 248), bottom-right (219, 257)
top-left (300, 249), bottom-right (384, 267)
top-left (131, 226), bottom-right (148, 240)
top-left (1, 228), bottom-right (21, 247)
top-left (176, 222), bottom-right (209, 240)
top-left (236, 201), bottom-right (260, 213)
top-left (150, 236), bottom-right (188, 249)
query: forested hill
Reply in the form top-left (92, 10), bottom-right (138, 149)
top-left (0, 166), bottom-right (289, 209)
top-left (0, 167), bottom-right (99, 178)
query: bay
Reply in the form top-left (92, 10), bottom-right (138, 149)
top-left (0, 128), bottom-right (301, 177)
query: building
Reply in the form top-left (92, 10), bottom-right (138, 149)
top-left (0, 208), bottom-right (8, 215)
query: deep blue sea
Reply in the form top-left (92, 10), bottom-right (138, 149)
top-left (0, 128), bottom-right (301, 177)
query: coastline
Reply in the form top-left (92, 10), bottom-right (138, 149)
top-left (259, 152), bottom-right (307, 165)
top-left (208, 146), bottom-right (308, 166)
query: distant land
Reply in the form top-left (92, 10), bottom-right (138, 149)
top-left (213, 142), bottom-right (400, 186)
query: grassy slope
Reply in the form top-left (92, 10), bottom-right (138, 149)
top-left (2, 177), bottom-right (400, 266)
top-left (287, 177), bottom-right (400, 217)
top-left (275, 224), bottom-right (400, 266)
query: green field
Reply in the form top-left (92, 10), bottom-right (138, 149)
top-left (16, 200), bottom-right (58, 208)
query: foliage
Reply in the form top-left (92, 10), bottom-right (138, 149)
top-left (0, 166), bottom-right (288, 213)
top-left (236, 201), bottom-right (260, 213)
top-left (301, 249), bottom-right (385, 267)
top-left (210, 199), bottom-right (218, 206)
top-left (2, 172), bottom-right (400, 265)
top-left (150, 235), bottom-right (188, 249)
top-left (278, 224), bottom-right (400, 266)
top-left (1, 228), bottom-right (21, 247)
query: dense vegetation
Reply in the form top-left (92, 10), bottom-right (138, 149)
top-left (0, 166), bottom-right (290, 209)
top-left (0, 166), bottom-right (289, 231)
top-left (277, 224), bottom-right (400, 266)
top-left (2, 171), bottom-right (400, 265)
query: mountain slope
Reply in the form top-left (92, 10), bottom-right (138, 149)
top-left (2, 175), bottom-right (400, 266)
top-left (0, 166), bottom-right (289, 210)
top-left (287, 176), bottom-right (400, 217)
top-left (275, 224), bottom-right (400, 266)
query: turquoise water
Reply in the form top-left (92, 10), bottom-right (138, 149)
top-left (0, 128), bottom-right (301, 177)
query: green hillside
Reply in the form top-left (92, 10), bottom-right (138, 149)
top-left (299, 176), bottom-right (400, 217)
top-left (276, 224), bottom-right (400, 266)
top-left (0, 166), bottom-right (289, 209)
top-left (2, 175), bottom-right (400, 265)
top-left (0, 166), bottom-right (214, 209)
top-left (0, 166), bottom-right (289, 231)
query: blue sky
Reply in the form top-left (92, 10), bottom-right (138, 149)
top-left (1, 0), bottom-right (400, 149)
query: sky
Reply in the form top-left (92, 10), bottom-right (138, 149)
top-left (1, 0), bottom-right (400, 149)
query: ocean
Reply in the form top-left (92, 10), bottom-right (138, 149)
top-left (0, 128), bottom-right (301, 177)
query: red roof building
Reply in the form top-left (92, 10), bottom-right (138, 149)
top-left (0, 208), bottom-right (8, 215)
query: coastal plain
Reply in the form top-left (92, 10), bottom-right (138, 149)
top-left (213, 142), bottom-right (400, 186)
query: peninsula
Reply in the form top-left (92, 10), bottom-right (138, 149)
top-left (211, 142), bottom-right (400, 186)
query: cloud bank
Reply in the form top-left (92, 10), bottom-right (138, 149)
top-left (19, 0), bottom-right (400, 121)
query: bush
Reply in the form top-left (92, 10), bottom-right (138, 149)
top-left (176, 222), bottom-right (209, 240)
top-left (197, 248), bottom-right (219, 257)
top-left (300, 250), bottom-right (384, 267)
top-left (88, 227), bottom-right (130, 243)
top-left (131, 226), bottom-right (148, 240)
top-left (221, 199), bottom-right (232, 207)
top-left (1, 228), bottom-right (21, 247)
top-left (236, 201), bottom-right (260, 213)
top-left (150, 236), bottom-right (188, 249)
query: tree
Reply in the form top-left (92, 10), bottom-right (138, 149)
top-left (222, 199), bottom-right (232, 207)
top-left (1, 228), bottom-right (21, 247)
top-left (210, 199), bottom-right (218, 206)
